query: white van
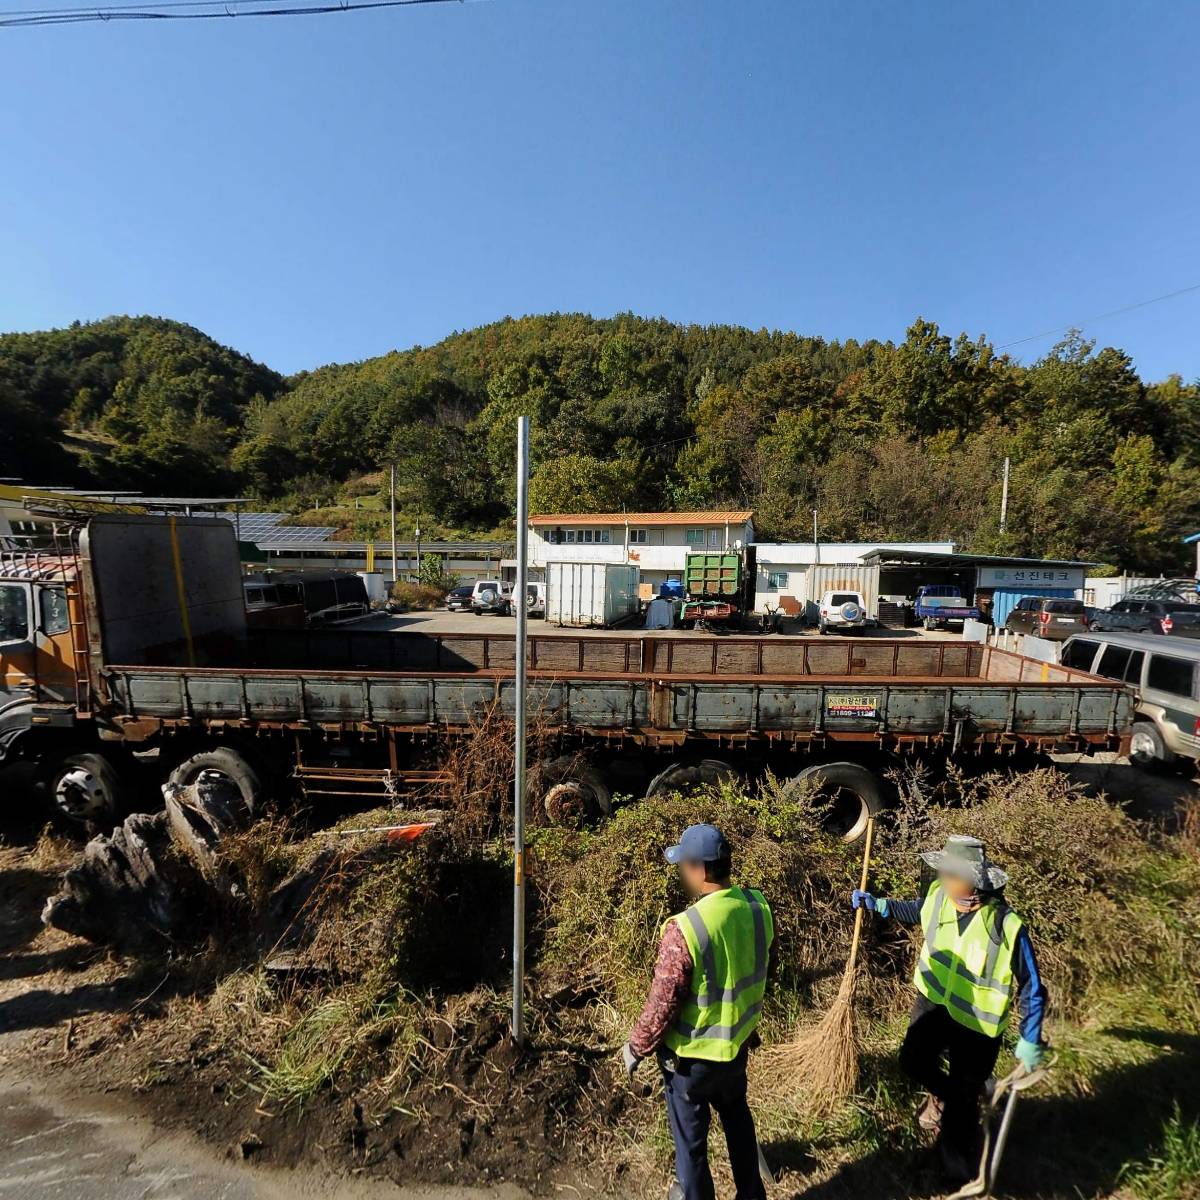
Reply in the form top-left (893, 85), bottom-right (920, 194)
top-left (1061, 631), bottom-right (1199, 769)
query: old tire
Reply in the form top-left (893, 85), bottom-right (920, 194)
top-left (43, 751), bottom-right (125, 828)
top-left (167, 746), bottom-right (265, 821)
top-left (1129, 721), bottom-right (1173, 772)
top-left (646, 758), bottom-right (737, 799)
top-left (529, 756), bottom-right (612, 825)
top-left (784, 761), bottom-right (884, 843)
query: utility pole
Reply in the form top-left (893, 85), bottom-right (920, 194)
top-left (512, 416), bottom-right (530, 1047)
top-left (812, 509), bottom-right (819, 564)
top-left (415, 517), bottom-right (423, 582)
top-left (999, 457), bottom-right (1010, 534)
top-left (389, 464), bottom-right (398, 585)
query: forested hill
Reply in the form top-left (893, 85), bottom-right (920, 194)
top-left (2, 312), bottom-right (1199, 573)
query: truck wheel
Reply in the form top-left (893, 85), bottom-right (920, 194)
top-left (1129, 722), bottom-right (1173, 771)
top-left (922, 617), bottom-right (936, 631)
top-left (529, 755), bottom-right (612, 825)
top-left (167, 746), bottom-right (265, 821)
top-left (43, 751), bottom-right (125, 828)
top-left (646, 758), bottom-right (737, 798)
top-left (783, 762), bottom-right (884, 843)
top-left (818, 620), bottom-right (827, 635)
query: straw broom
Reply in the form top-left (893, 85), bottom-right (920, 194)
top-left (759, 816), bottom-right (876, 1110)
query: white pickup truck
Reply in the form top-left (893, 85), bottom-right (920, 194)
top-left (817, 590), bottom-right (869, 635)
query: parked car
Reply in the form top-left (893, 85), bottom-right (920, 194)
top-left (526, 581), bottom-right (546, 618)
top-left (817, 590), bottom-right (868, 635)
top-left (445, 584), bottom-right (474, 612)
top-left (913, 584), bottom-right (982, 631)
top-left (1061, 631), bottom-right (1199, 770)
top-left (1004, 596), bottom-right (1089, 642)
top-left (1090, 597), bottom-right (1200, 638)
top-left (470, 580), bottom-right (514, 615)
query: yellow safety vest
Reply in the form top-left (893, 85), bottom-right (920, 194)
top-left (914, 881), bottom-right (1024, 1037)
top-left (663, 886), bottom-right (774, 1063)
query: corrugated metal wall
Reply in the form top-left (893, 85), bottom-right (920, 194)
top-left (805, 563), bottom-right (881, 621)
top-left (992, 586), bottom-right (1075, 627)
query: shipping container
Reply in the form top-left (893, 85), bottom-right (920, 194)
top-left (546, 562), bottom-right (640, 627)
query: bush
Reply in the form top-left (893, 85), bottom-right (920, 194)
top-left (389, 580), bottom-right (445, 609)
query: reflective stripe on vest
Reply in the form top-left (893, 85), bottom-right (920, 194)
top-left (664, 887), bottom-right (774, 1062)
top-left (913, 881), bottom-right (1023, 1036)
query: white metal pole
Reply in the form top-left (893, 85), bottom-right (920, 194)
top-left (512, 415), bottom-right (531, 1046)
top-left (390, 464), bottom-right (398, 585)
top-left (999, 457), bottom-right (1010, 534)
top-left (812, 509), bottom-right (819, 564)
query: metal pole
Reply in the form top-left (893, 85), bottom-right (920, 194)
top-left (512, 415), bottom-right (531, 1046)
top-left (390, 464), bottom-right (398, 585)
top-left (999, 456), bottom-right (1010, 534)
top-left (812, 509), bottom-right (819, 564)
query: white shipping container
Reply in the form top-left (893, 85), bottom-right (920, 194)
top-left (546, 562), bottom-right (641, 627)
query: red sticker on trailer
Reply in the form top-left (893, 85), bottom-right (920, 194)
top-left (826, 694), bottom-right (880, 718)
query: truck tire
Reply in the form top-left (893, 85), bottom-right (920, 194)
top-left (783, 761), bottom-right (884, 843)
top-left (43, 751), bottom-right (125, 829)
top-left (646, 758), bottom-right (737, 798)
top-left (167, 746), bottom-right (265, 821)
top-left (1129, 721), bottom-right (1173, 771)
top-left (529, 755), bottom-right (612, 824)
top-left (923, 617), bottom-right (937, 631)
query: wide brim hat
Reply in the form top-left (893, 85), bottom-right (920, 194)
top-left (920, 834), bottom-right (1008, 891)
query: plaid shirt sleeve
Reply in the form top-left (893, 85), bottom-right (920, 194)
top-left (628, 920), bottom-right (694, 1058)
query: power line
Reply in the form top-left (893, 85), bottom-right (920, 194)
top-left (998, 281), bottom-right (1200, 350)
top-left (0, 0), bottom-right (462, 26)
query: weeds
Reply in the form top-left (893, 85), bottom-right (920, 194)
top-left (1118, 1105), bottom-right (1200, 1200)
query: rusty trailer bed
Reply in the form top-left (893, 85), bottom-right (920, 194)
top-left (98, 632), bottom-right (1132, 752)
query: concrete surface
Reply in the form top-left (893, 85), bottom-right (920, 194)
top-left (0, 1075), bottom-right (529, 1200)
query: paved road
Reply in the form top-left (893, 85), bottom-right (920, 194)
top-left (0, 1076), bottom-right (528, 1200)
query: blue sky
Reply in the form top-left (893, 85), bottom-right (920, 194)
top-left (2, 0), bottom-right (1198, 379)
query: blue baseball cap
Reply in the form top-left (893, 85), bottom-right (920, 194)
top-left (665, 824), bottom-right (731, 865)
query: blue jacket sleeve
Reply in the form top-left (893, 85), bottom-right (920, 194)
top-left (881, 898), bottom-right (922, 924)
top-left (1013, 927), bottom-right (1048, 1044)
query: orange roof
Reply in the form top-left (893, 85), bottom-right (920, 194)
top-left (529, 510), bottom-right (754, 527)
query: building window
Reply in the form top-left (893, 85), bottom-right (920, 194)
top-left (565, 530), bottom-right (576, 543)
top-left (599, 529), bottom-right (611, 544)
top-left (685, 529), bottom-right (705, 546)
top-left (766, 571), bottom-right (788, 592)
top-left (629, 529), bottom-right (648, 544)
top-left (582, 530), bottom-right (593, 544)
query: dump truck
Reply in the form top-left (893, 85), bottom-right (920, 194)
top-left (679, 548), bottom-right (757, 629)
top-left (0, 515), bottom-right (1133, 839)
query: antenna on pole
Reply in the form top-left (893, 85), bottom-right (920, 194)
top-left (511, 415), bottom-right (530, 1046)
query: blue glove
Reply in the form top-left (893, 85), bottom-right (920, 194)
top-left (1015, 1037), bottom-right (1045, 1072)
top-left (851, 890), bottom-right (888, 917)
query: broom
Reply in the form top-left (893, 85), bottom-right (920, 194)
top-left (759, 815), bottom-right (876, 1110)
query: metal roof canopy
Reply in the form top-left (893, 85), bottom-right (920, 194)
top-left (859, 548), bottom-right (1098, 571)
top-left (259, 539), bottom-right (512, 554)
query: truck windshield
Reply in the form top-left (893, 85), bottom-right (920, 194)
top-left (0, 584), bottom-right (30, 643)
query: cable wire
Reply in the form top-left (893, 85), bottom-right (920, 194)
top-left (0, 0), bottom-right (462, 26)
top-left (998, 281), bottom-right (1200, 349)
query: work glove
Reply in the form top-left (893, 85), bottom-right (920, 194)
top-left (851, 890), bottom-right (888, 917)
top-left (1014, 1037), bottom-right (1045, 1073)
top-left (621, 1042), bottom-right (641, 1080)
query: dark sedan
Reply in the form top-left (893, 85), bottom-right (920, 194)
top-left (1090, 598), bottom-right (1200, 638)
top-left (445, 584), bottom-right (474, 611)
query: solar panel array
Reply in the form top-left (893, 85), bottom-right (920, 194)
top-left (206, 512), bottom-right (339, 545)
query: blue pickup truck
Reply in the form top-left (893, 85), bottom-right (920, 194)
top-left (913, 584), bottom-right (983, 630)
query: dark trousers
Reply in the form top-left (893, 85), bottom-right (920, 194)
top-left (898, 998), bottom-right (1001, 1162)
top-left (659, 1045), bottom-right (766, 1200)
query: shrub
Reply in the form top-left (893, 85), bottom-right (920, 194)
top-left (389, 580), bottom-right (445, 609)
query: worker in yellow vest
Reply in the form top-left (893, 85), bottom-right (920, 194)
top-left (852, 834), bottom-right (1048, 1183)
top-left (622, 824), bottom-right (774, 1200)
